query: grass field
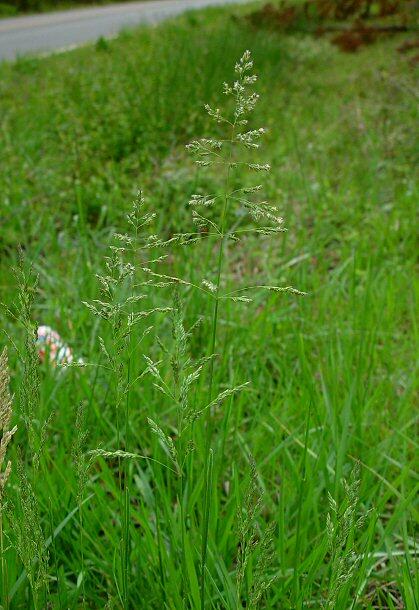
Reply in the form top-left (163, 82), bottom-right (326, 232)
top-left (0, 3), bottom-right (418, 609)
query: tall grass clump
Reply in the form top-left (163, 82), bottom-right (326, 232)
top-left (148, 49), bottom-right (305, 608)
top-left (83, 50), bottom-right (305, 608)
top-left (183, 50), bottom-right (304, 607)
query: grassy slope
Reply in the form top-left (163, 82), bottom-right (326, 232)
top-left (0, 4), bottom-right (418, 609)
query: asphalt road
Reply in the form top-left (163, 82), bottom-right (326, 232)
top-left (0, 0), bottom-right (247, 61)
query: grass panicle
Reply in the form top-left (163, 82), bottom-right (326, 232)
top-left (0, 348), bottom-right (17, 610)
top-left (236, 457), bottom-right (279, 609)
top-left (325, 463), bottom-right (370, 609)
top-left (11, 454), bottom-right (49, 610)
top-left (13, 257), bottom-right (42, 467)
top-left (0, 348), bottom-right (17, 499)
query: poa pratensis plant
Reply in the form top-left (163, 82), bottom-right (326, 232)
top-left (83, 193), bottom-right (171, 607)
top-left (83, 51), bottom-right (305, 609)
top-left (145, 50), bottom-right (304, 606)
top-left (185, 50), bottom-right (304, 607)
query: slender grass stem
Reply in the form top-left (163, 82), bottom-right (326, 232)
top-left (200, 107), bottom-right (236, 610)
top-left (200, 449), bottom-right (214, 610)
top-left (293, 401), bottom-right (311, 602)
top-left (0, 507), bottom-right (9, 610)
top-left (79, 497), bottom-right (86, 608)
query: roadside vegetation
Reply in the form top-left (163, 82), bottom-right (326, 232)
top-left (0, 2), bottom-right (417, 608)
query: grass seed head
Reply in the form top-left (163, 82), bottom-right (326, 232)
top-left (0, 348), bottom-right (17, 496)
